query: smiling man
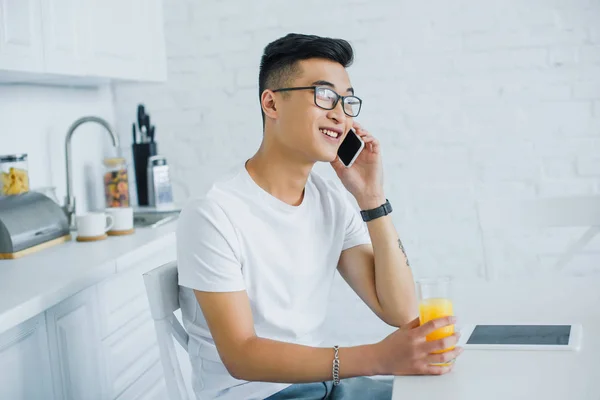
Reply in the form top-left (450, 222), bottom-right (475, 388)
top-left (176, 33), bottom-right (462, 400)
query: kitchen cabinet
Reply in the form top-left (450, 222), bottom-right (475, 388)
top-left (115, 361), bottom-right (168, 400)
top-left (88, 0), bottom-right (167, 82)
top-left (46, 285), bottom-right (108, 400)
top-left (0, 314), bottom-right (54, 400)
top-left (0, 228), bottom-right (177, 399)
top-left (40, 0), bottom-right (90, 76)
top-left (102, 311), bottom-right (165, 399)
top-left (0, 0), bottom-right (167, 84)
top-left (98, 241), bottom-right (175, 399)
top-left (0, 0), bottom-right (45, 73)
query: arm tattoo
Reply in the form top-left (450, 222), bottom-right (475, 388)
top-left (398, 238), bottom-right (411, 267)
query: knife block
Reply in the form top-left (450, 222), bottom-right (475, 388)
top-left (132, 142), bottom-right (157, 206)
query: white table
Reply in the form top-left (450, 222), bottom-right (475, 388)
top-left (392, 276), bottom-right (600, 400)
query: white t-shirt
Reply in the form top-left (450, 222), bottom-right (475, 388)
top-left (177, 163), bottom-right (371, 400)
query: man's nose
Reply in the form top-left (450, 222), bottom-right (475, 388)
top-left (327, 100), bottom-right (347, 124)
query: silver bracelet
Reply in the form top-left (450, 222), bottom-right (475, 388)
top-left (332, 345), bottom-right (340, 386)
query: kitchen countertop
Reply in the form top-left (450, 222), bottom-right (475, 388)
top-left (0, 221), bottom-right (177, 335)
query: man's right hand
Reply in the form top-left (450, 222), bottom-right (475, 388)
top-left (373, 316), bottom-right (463, 376)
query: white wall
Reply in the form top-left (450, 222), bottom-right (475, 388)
top-left (0, 84), bottom-right (118, 213)
top-left (113, 0), bottom-right (600, 280)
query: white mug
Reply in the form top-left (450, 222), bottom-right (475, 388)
top-left (76, 212), bottom-right (114, 237)
top-left (105, 207), bottom-right (133, 231)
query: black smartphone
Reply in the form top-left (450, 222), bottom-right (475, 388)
top-left (337, 128), bottom-right (365, 168)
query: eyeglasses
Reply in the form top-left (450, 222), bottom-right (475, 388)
top-left (271, 86), bottom-right (362, 117)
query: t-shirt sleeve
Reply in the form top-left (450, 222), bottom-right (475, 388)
top-left (176, 198), bottom-right (246, 292)
top-left (341, 191), bottom-right (372, 251)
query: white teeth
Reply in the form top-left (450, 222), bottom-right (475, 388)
top-left (320, 129), bottom-right (338, 138)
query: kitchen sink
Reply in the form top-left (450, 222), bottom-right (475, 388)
top-left (133, 205), bottom-right (181, 228)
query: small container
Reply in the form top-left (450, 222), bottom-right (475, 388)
top-left (0, 154), bottom-right (29, 196)
top-left (147, 155), bottom-right (174, 208)
top-left (103, 157), bottom-right (130, 208)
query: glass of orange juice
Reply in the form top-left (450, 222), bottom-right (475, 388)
top-left (417, 276), bottom-right (455, 363)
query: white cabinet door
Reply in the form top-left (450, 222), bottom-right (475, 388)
top-left (0, 0), bottom-right (44, 72)
top-left (87, 0), bottom-right (135, 79)
top-left (46, 285), bottom-right (108, 400)
top-left (0, 314), bottom-right (54, 400)
top-left (88, 0), bottom-right (166, 81)
top-left (115, 361), bottom-right (168, 400)
top-left (0, 0), bottom-right (166, 82)
top-left (133, 0), bottom-right (167, 82)
top-left (40, 0), bottom-right (91, 76)
top-left (102, 312), bottom-right (163, 399)
top-left (98, 242), bottom-right (176, 398)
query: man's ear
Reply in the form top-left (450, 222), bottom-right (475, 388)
top-left (261, 90), bottom-right (278, 119)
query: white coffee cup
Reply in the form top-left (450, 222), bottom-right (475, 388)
top-left (76, 212), bottom-right (114, 237)
top-left (105, 207), bottom-right (134, 231)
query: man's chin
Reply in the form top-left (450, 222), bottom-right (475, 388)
top-left (320, 153), bottom-right (338, 164)
top-left (309, 149), bottom-right (338, 164)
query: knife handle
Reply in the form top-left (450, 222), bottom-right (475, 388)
top-left (132, 123), bottom-right (137, 144)
top-left (137, 104), bottom-right (145, 131)
top-left (149, 126), bottom-right (155, 142)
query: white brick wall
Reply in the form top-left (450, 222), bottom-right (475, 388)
top-left (113, 0), bottom-right (600, 281)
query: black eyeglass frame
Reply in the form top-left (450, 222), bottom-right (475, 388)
top-left (271, 86), bottom-right (362, 117)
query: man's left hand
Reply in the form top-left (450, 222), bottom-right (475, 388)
top-left (330, 122), bottom-right (386, 210)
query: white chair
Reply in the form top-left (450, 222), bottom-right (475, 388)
top-left (477, 195), bottom-right (600, 276)
top-left (143, 261), bottom-right (193, 400)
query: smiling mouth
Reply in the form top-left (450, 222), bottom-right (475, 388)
top-left (319, 128), bottom-right (342, 139)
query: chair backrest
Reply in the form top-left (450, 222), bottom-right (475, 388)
top-left (143, 261), bottom-right (191, 400)
top-left (523, 196), bottom-right (600, 272)
top-left (477, 195), bottom-right (600, 228)
top-left (477, 195), bottom-right (600, 276)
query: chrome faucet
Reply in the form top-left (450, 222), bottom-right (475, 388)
top-left (63, 116), bottom-right (120, 228)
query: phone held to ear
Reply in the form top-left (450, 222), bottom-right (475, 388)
top-left (337, 128), bottom-right (364, 168)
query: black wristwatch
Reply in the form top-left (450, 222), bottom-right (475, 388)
top-left (360, 199), bottom-right (392, 222)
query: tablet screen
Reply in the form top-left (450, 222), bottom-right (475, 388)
top-left (466, 325), bottom-right (571, 345)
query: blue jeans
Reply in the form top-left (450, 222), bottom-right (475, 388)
top-left (264, 377), bottom-right (393, 400)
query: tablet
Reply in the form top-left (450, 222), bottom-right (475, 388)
top-left (457, 324), bottom-right (582, 351)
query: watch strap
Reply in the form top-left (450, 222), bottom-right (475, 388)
top-left (360, 199), bottom-right (392, 222)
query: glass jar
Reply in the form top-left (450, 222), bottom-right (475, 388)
top-left (0, 153), bottom-right (29, 196)
top-left (103, 157), bottom-right (130, 207)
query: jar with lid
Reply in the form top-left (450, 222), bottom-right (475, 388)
top-left (103, 157), bottom-right (130, 207)
top-left (0, 154), bottom-right (29, 196)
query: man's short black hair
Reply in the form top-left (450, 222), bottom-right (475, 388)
top-left (258, 33), bottom-right (354, 124)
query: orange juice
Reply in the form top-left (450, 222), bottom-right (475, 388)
top-left (419, 297), bottom-right (455, 354)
